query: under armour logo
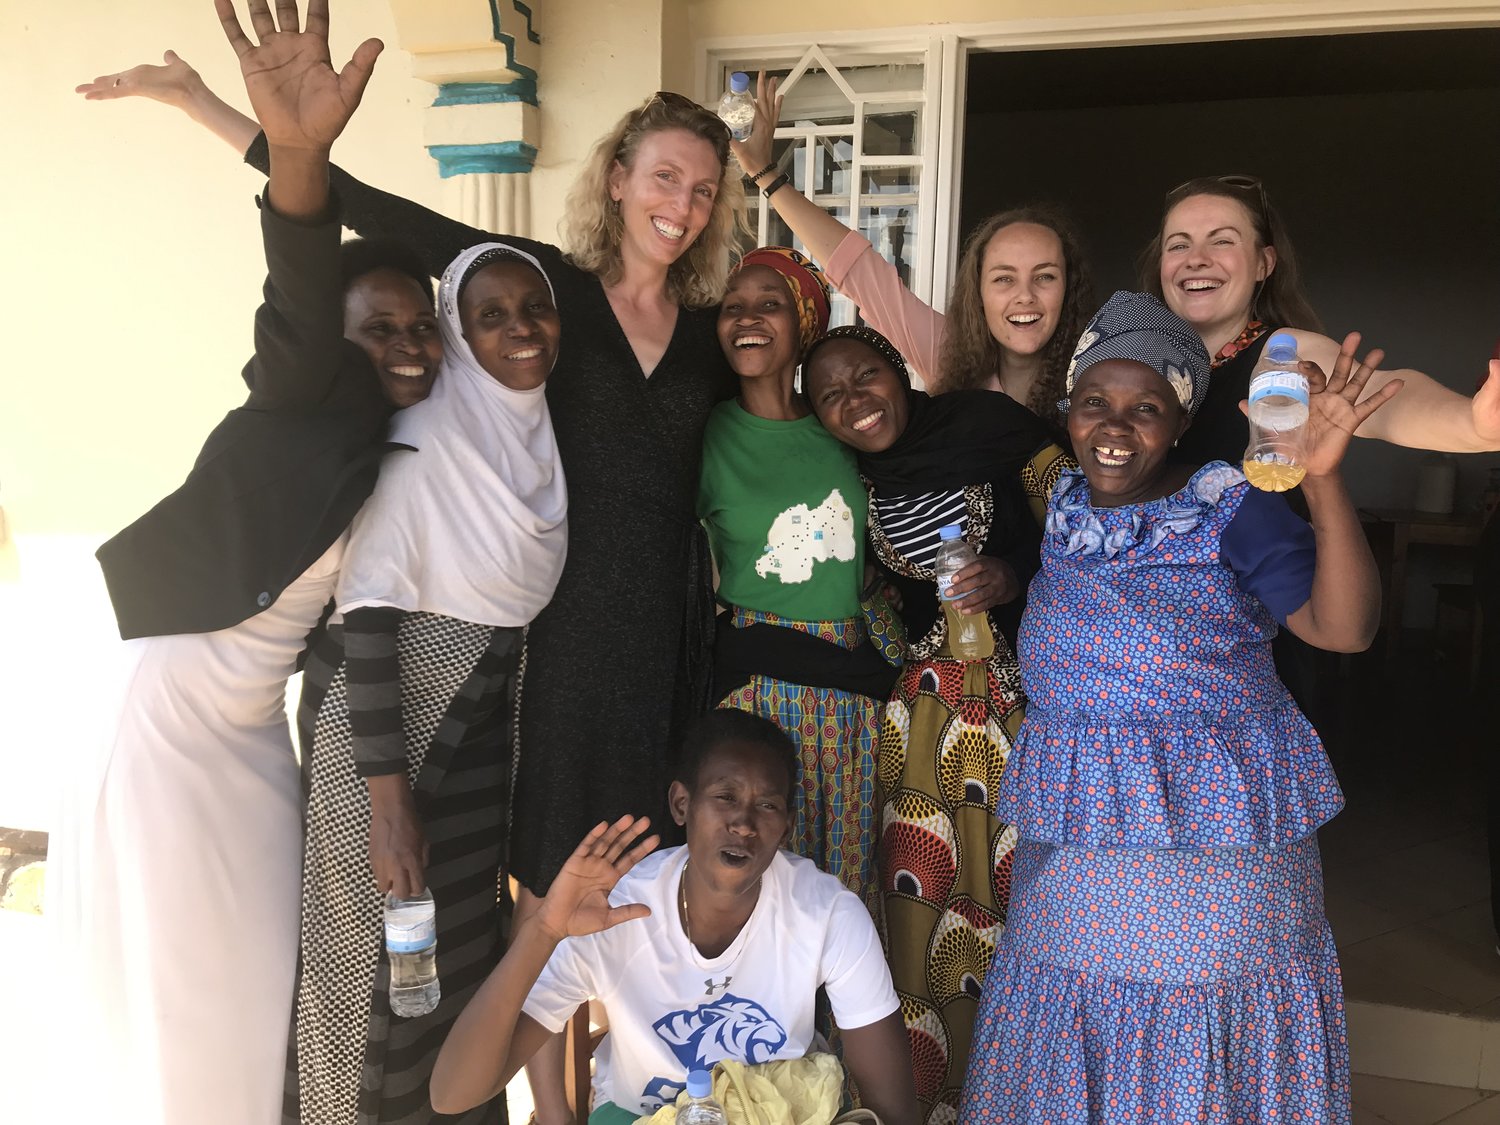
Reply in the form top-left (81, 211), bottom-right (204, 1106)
top-left (704, 975), bottom-right (732, 995)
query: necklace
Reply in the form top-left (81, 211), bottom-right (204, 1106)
top-left (678, 859), bottom-right (761, 958)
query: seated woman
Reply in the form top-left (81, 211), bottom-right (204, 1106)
top-left (800, 326), bottom-right (1065, 1121)
top-left (962, 293), bottom-right (1395, 1123)
top-left (428, 709), bottom-right (920, 1124)
top-left (51, 17), bottom-right (439, 1125)
top-left (701, 247), bottom-right (896, 911)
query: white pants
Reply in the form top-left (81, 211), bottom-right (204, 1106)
top-left (51, 537), bottom-right (344, 1125)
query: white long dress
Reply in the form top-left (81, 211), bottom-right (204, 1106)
top-left (52, 535), bottom-right (345, 1125)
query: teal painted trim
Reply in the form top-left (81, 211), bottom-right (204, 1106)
top-left (512, 1), bottom-right (541, 45)
top-left (426, 141), bottom-right (538, 178)
top-left (487, 0), bottom-right (539, 81)
top-left (433, 79), bottom-right (536, 107)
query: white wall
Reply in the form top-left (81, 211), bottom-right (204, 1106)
top-left (0, 0), bottom-right (442, 829)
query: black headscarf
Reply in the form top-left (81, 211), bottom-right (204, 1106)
top-left (806, 325), bottom-right (1052, 496)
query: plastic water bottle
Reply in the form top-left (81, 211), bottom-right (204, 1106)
top-left (678, 1070), bottom-right (727, 1125)
top-left (385, 889), bottom-right (440, 1017)
top-left (717, 72), bottom-right (756, 142)
top-left (1242, 332), bottom-right (1309, 492)
top-left (934, 525), bottom-right (995, 662)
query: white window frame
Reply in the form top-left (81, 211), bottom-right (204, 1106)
top-left (698, 35), bottom-right (955, 319)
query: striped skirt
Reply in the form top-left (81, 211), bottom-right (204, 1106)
top-left (716, 607), bottom-right (882, 913)
top-left (287, 614), bottom-right (521, 1125)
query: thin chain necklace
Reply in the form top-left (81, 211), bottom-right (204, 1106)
top-left (679, 858), bottom-right (760, 958)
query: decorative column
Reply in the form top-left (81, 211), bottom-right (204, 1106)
top-left (386, 0), bottom-right (543, 237)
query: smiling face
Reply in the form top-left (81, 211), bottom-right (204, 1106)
top-left (457, 259), bottom-right (561, 391)
top-left (1159, 193), bottom-right (1277, 342)
top-left (609, 126), bottom-right (722, 272)
top-left (980, 222), bottom-right (1067, 360)
top-left (670, 739), bottom-right (793, 895)
top-left (343, 268), bottom-right (442, 409)
top-left (717, 265), bottom-right (800, 382)
top-left (1067, 359), bottom-right (1190, 508)
top-left (805, 338), bottom-right (911, 453)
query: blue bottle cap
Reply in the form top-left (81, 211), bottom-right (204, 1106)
top-left (729, 71), bottom-right (750, 93)
top-left (1265, 332), bottom-right (1299, 362)
top-left (687, 1069), bottom-right (713, 1098)
top-left (938, 524), bottom-right (963, 541)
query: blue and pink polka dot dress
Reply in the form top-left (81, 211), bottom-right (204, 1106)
top-left (961, 463), bottom-right (1350, 1124)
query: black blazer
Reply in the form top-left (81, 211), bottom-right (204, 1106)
top-left (97, 198), bottom-right (392, 640)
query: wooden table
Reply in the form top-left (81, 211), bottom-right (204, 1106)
top-left (1360, 507), bottom-right (1485, 666)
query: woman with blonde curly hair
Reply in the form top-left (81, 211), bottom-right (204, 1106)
top-left (730, 73), bottom-right (1091, 432)
top-left (81, 42), bottom-right (748, 1125)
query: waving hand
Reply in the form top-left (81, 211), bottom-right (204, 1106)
top-left (215, 0), bottom-right (382, 153)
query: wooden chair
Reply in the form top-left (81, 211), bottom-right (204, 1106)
top-left (564, 1000), bottom-right (608, 1125)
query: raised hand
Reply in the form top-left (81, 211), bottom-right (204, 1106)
top-left (535, 816), bottom-right (658, 943)
top-left (76, 50), bottom-right (203, 108)
top-left (1297, 332), bottom-right (1402, 478)
top-left (215, 0), bottom-right (382, 153)
top-left (1472, 358), bottom-right (1500, 445)
top-left (728, 71), bottom-right (783, 180)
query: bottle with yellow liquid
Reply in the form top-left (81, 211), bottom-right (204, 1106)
top-left (934, 524), bottom-right (995, 662)
top-left (1243, 332), bottom-right (1309, 491)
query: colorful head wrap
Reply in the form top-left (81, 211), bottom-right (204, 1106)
top-left (1065, 291), bottom-right (1212, 418)
top-left (804, 324), bottom-right (910, 387)
top-left (735, 246), bottom-right (831, 359)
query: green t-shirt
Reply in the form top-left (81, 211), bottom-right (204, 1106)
top-left (698, 400), bottom-right (868, 621)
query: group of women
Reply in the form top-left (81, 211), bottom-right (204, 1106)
top-left (56, 3), bottom-right (1500, 1124)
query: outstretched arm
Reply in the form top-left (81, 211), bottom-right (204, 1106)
top-left (77, 50), bottom-right (260, 154)
top-left (1282, 336), bottom-right (1402, 652)
top-left (1290, 329), bottom-right (1500, 453)
top-left (730, 73), bottom-right (950, 386)
top-left (429, 817), bottom-right (659, 1115)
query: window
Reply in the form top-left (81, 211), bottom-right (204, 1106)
top-left (715, 45), bottom-right (940, 328)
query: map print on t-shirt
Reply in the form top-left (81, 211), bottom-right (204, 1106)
top-left (639, 993), bottom-right (789, 1108)
top-left (755, 488), bottom-right (856, 584)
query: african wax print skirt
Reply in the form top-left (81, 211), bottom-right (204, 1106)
top-left (876, 643), bottom-right (1025, 1125)
top-left (716, 607), bottom-right (881, 914)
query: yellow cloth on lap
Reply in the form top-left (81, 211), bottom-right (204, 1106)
top-left (641, 1053), bottom-right (844, 1125)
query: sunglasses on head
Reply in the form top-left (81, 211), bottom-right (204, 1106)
top-left (1167, 173), bottom-right (1270, 224)
top-left (640, 90), bottom-right (731, 139)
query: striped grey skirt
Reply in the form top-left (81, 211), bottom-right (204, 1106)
top-left (286, 613), bottom-right (521, 1125)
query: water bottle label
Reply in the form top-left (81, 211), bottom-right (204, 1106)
top-left (937, 573), bottom-right (960, 602)
top-left (1248, 369), bottom-right (1309, 407)
top-left (385, 915), bottom-right (436, 953)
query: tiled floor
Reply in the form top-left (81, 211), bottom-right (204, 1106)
top-left (1351, 1073), bottom-right (1500, 1124)
top-left (1318, 635), bottom-right (1500, 1018)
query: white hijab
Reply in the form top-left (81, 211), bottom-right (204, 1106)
top-left (335, 242), bottom-right (568, 627)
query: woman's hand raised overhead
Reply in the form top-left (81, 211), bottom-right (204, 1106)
top-left (214, 0), bottom-right (382, 154)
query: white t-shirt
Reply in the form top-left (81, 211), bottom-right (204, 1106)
top-left (522, 846), bottom-right (898, 1116)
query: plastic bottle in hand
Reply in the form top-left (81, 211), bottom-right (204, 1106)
top-left (934, 524), bottom-right (995, 662)
top-left (384, 888), bottom-right (440, 1017)
top-left (1242, 332), bottom-right (1309, 492)
top-left (678, 1070), bottom-right (727, 1125)
top-left (717, 72), bottom-right (756, 141)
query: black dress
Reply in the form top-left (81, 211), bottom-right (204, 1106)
top-left (244, 139), bottom-right (735, 891)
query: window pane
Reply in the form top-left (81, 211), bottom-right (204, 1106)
top-left (861, 164), bottom-right (919, 197)
top-left (859, 205), bottom-right (918, 290)
top-left (863, 110), bottom-right (919, 156)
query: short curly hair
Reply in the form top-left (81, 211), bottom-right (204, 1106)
top-left (339, 237), bottom-right (434, 306)
top-left (675, 710), bottom-right (798, 801)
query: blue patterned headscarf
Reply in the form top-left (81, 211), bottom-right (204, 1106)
top-left (1064, 291), bottom-right (1212, 418)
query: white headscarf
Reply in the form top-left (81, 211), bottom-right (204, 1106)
top-left (335, 242), bottom-right (568, 627)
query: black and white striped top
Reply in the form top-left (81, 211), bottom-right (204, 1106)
top-left (873, 488), bottom-right (968, 572)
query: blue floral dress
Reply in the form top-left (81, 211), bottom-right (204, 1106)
top-left (962, 463), bottom-right (1350, 1125)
